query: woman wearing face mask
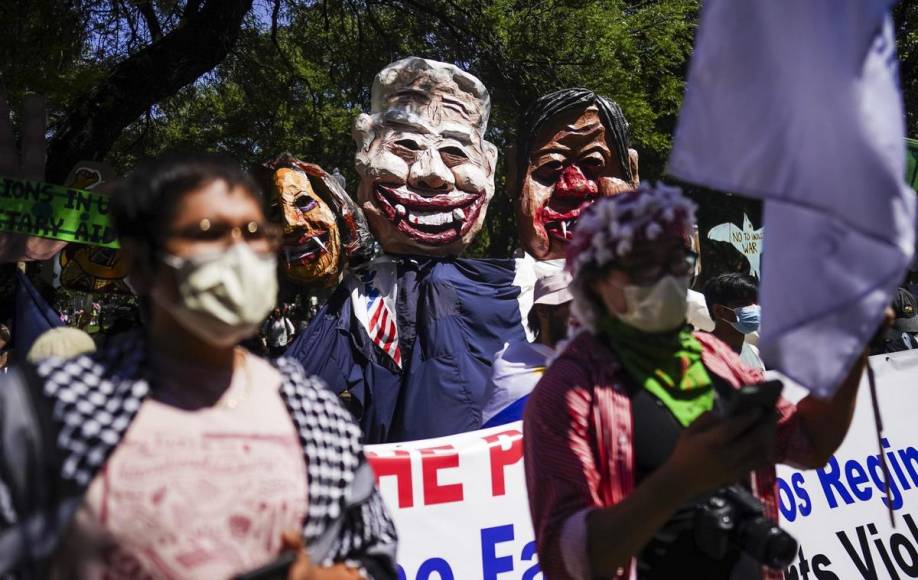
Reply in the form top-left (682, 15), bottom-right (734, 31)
top-left (524, 183), bottom-right (872, 580)
top-left (0, 154), bottom-right (396, 580)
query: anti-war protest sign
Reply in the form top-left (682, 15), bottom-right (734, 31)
top-left (707, 212), bottom-right (764, 278)
top-left (0, 176), bottom-right (118, 249)
top-left (366, 349), bottom-right (918, 579)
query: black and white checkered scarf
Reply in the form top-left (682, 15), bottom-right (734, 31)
top-left (32, 332), bottom-right (396, 574)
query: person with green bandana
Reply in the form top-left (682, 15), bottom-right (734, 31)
top-left (523, 182), bottom-right (871, 580)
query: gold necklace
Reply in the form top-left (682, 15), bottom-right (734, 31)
top-left (222, 348), bottom-right (253, 410)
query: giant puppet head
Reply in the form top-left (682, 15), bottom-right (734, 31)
top-left (260, 154), bottom-right (373, 288)
top-left (353, 57), bottom-right (498, 256)
top-left (513, 89), bottom-right (640, 261)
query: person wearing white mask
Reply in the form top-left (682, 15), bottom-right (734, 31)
top-left (703, 272), bottom-right (765, 371)
top-left (0, 154), bottom-right (396, 579)
top-left (480, 270), bottom-right (573, 428)
top-left (524, 183), bottom-right (874, 580)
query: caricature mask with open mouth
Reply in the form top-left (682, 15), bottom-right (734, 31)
top-left (513, 89), bottom-right (640, 261)
top-left (262, 154), bottom-right (372, 288)
top-left (353, 57), bottom-right (498, 256)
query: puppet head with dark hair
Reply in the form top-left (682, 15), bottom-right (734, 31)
top-left (258, 154), bottom-right (373, 288)
top-left (513, 88), bottom-right (639, 261)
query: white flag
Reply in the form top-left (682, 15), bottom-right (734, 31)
top-left (669, 0), bottom-right (916, 396)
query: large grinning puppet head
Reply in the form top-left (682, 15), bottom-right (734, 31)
top-left (513, 88), bottom-right (640, 261)
top-left (353, 57), bottom-right (498, 256)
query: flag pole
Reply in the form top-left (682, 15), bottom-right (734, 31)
top-left (866, 358), bottom-right (895, 528)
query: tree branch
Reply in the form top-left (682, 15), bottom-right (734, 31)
top-left (137, 0), bottom-right (163, 42)
top-left (270, 0), bottom-right (320, 115)
top-left (46, 0), bottom-right (254, 181)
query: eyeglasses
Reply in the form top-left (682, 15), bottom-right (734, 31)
top-left (613, 250), bottom-right (698, 285)
top-left (167, 219), bottom-right (283, 252)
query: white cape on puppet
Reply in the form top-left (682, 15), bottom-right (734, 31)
top-left (669, 0), bottom-right (916, 396)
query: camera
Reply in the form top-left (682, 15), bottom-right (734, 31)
top-left (694, 484), bottom-right (798, 569)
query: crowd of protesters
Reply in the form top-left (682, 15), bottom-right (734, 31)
top-left (0, 157), bottom-right (912, 579)
top-left (0, 155), bottom-right (395, 579)
top-left (5, 159), bottom-right (918, 579)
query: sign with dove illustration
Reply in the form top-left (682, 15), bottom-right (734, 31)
top-left (707, 213), bottom-right (764, 278)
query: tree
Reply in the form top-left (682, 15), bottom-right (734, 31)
top-left (895, 1), bottom-right (918, 138)
top-left (0, 0), bottom-right (253, 182)
top-left (105, 0), bottom-right (701, 258)
top-left (14, 1), bottom-right (913, 261)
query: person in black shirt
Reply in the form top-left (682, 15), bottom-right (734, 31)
top-left (873, 287), bottom-right (918, 354)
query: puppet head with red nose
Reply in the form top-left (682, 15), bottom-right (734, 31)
top-left (513, 89), bottom-right (640, 261)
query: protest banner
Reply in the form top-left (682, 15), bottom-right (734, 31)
top-left (367, 424), bottom-right (537, 579)
top-left (0, 176), bottom-right (118, 248)
top-left (367, 349), bottom-right (918, 579)
top-left (777, 349), bottom-right (918, 580)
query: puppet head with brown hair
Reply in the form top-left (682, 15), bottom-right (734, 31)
top-left (260, 154), bottom-right (373, 288)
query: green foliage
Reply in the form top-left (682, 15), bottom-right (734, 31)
top-left (105, 0), bottom-right (700, 257)
top-left (895, 1), bottom-right (918, 139)
top-left (5, 1), bottom-right (917, 260)
top-left (0, 1), bottom-right (103, 122)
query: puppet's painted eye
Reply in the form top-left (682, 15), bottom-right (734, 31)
top-left (295, 196), bottom-right (318, 213)
top-left (439, 146), bottom-right (470, 167)
top-left (533, 160), bottom-right (563, 184)
top-left (395, 138), bottom-right (422, 151)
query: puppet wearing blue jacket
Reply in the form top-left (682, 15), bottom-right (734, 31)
top-left (287, 57), bottom-right (531, 443)
top-left (287, 67), bottom-right (643, 443)
top-left (288, 255), bottom-right (533, 443)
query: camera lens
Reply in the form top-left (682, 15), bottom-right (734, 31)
top-left (695, 486), bottom-right (799, 570)
top-left (763, 527), bottom-right (798, 569)
top-left (740, 518), bottom-right (798, 569)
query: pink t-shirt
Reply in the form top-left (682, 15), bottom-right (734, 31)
top-left (52, 351), bottom-right (308, 580)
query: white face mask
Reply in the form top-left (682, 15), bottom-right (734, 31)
top-left (614, 275), bottom-right (689, 333)
top-left (153, 243), bottom-right (278, 347)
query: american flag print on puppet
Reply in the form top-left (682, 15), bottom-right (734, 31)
top-left (350, 257), bottom-right (402, 368)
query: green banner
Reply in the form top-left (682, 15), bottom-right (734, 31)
top-left (0, 176), bottom-right (118, 248)
top-left (908, 138), bottom-right (918, 191)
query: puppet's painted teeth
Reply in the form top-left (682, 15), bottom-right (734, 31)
top-left (408, 210), bottom-right (454, 226)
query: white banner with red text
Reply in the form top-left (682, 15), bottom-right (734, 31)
top-left (366, 424), bottom-right (536, 579)
top-left (365, 350), bottom-right (918, 580)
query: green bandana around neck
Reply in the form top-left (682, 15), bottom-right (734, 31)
top-left (601, 315), bottom-right (713, 426)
